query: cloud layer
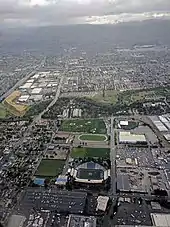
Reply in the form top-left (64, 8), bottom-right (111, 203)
top-left (1, 0), bottom-right (170, 27)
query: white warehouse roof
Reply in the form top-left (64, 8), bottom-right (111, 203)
top-left (31, 88), bottom-right (42, 94)
top-left (151, 213), bottom-right (170, 226)
top-left (120, 121), bottom-right (128, 126)
top-left (164, 134), bottom-right (170, 141)
top-left (119, 131), bottom-right (146, 143)
top-left (20, 82), bottom-right (32, 89)
top-left (18, 95), bottom-right (30, 102)
top-left (30, 95), bottom-right (43, 101)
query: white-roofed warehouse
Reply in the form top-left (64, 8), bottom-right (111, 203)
top-left (119, 131), bottom-right (147, 144)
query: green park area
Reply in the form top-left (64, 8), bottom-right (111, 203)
top-left (35, 159), bottom-right (65, 177)
top-left (79, 134), bottom-right (107, 141)
top-left (89, 87), bottom-right (170, 106)
top-left (71, 147), bottom-right (110, 158)
top-left (90, 90), bottom-right (119, 104)
top-left (60, 119), bottom-right (106, 134)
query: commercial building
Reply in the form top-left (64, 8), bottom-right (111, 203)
top-left (96, 196), bottom-right (109, 212)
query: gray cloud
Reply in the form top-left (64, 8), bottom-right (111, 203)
top-left (0, 0), bottom-right (170, 27)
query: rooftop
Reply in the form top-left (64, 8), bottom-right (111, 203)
top-left (119, 131), bottom-right (146, 143)
top-left (67, 214), bottom-right (96, 227)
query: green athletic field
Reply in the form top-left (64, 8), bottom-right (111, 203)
top-left (71, 147), bottom-right (110, 158)
top-left (79, 134), bottom-right (107, 141)
top-left (77, 168), bottom-right (104, 180)
top-left (35, 159), bottom-right (65, 177)
top-left (60, 119), bottom-right (106, 134)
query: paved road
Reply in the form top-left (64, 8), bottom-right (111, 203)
top-left (0, 57), bottom-right (46, 101)
top-left (110, 115), bottom-right (116, 195)
top-left (33, 74), bottom-right (64, 123)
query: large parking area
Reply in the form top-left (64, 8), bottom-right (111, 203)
top-left (116, 147), bottom-right (155, 168)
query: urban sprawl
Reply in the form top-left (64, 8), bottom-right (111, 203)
top-left (0, 44), bottom-right (170, 227)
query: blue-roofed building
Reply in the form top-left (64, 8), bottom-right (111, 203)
top-left (87, 161), bottom-right (96, 169)
top-left (33, 177), bottom-right (45, 186)
top-left (55, 175), bottom-right (68, 186)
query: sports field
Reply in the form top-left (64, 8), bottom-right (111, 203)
top-left (77, 168), bottom-right (104, 180)
top-left (60, 119), bottom-right (106, 134)
top-left (0, 103), bottom-right (7, 118)
top-left (79, 134), bottom-right (107, 141)
top-left (71, 147), bottom-right (110, 158)
top-left (35, 159), bottom-right (65, 177)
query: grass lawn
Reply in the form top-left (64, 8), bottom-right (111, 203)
top-left (79, 134), bottom-right (107, 141)
top-left (35, 159), bottom-right (65, 177)
top-left (89, 90), bottom-right (118, 104)
top-left (60, 119), bottom-right (106, 134)
top-left (0, 103), bottom-right (8, 118)
top-left (71, 147), bottom-right (110, 158)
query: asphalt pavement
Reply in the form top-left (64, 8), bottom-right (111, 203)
top-left (110, 116), bottom-right (116, 195)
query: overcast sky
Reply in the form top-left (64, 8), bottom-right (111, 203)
top-left (1, 0), bottom-right (170, 27)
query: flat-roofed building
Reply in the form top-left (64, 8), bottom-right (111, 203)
top-left (120, 121), bottom-right (128, 126)
top-left (18, 95), bottom-right (30, 102)
top-left (151, 213), bottom-right (170, 226)
top-left (19, 82), bottom-right (32, 89)
top-left (67, 215), bottom-right (96, 227)
top-left (119, 131), bottom-right (146, 144)
top-left (7, 215), bottom-right (26, 227)
top-left (96, 196), bottom-right (109, 212)
top-left (31, 88), bottom-right (42, 94)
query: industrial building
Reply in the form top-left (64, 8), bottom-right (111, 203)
top-left (67, 215), bottom-right (96, 227)
top-left (149, 116), bottom-right (169, 132)
top-left (150, 213), bottom-right (170, 227)
top-left (7, 215), bottom-right (26, 227)
top-left (31, 88), bottom-right (42, 94)
top-left (119, 131), bottom-right (147, 144)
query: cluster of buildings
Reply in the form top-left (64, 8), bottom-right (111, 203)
top-left (149, 114), bottom-right (170, 143)
top-left (0, 54), bottom-right (42, 99)
top-left (17, 71), bottom-right (60, 104)
top-left (60, 46), bottom-right (170, 96)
